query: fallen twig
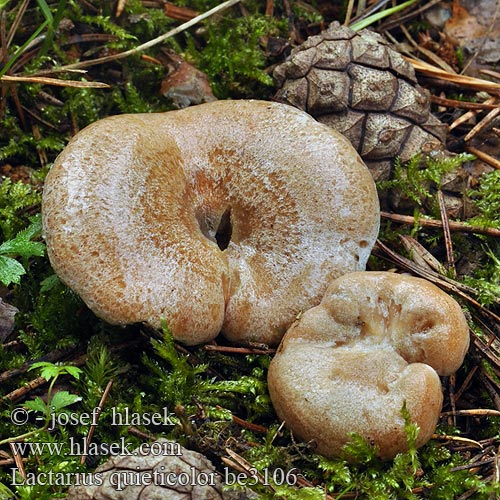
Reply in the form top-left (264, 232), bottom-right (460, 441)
top-left (381, 211), bottom-right (500, 237)
top-left (216, 406), bottom-right (268, 434)
top-left (454, 365), bottom-right (479, 403)
top-left (479, 370), bottom-right (500, 412)
top-left (464, 107), bottom-right (500, 142)
top-left (0, 74), bottom-right (110, 88)
top-left (374, 240), bottom-right (500, 315)
top-left (431, 434), bottom-right (483, 449)
top-left (80, 379), bottom-right (114, 465)
top-left (163, 2), bottom-right (199, 21)
top-left (450, 97), bottom-right (499, 131)
top-left (399, 235), bottom-right (445, 273)
top-left (438, 190), bottom-right (456, 276)
top-left (405, 57), bottom-right (500, 93)
top-left (441, 409), bottom-right (500, 418)
top-left (465, 146), bottom-right (500, 170)
top-left (400, 24), bottom-right (456, 73)
top-left (378, 0), bottom-right (442, 31)
top-left (204, 345), bottom-right (276, 355)
top-left (431, 95), bottom-right (500, 111)
top-left (223, 448), bottom-right (276, 494)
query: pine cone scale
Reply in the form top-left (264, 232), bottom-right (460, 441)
top-left (274, 22), bottom-right (447, 180)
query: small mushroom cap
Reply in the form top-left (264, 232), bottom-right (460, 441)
top-left (42, 100), bottom-right (380, 346)
top-left (268, 271), bottom-right (470, 460)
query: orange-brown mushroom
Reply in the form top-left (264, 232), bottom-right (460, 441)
top-left (42, 100), bottom-right (380, 346)
top-left (268, 271), bottom-right (470, 460)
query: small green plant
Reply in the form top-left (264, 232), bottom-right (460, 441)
top-left (145, 322), bottom-right (209, 410)
top-left (0, 178), bottom-right (42, 240)
top-left (0, 363), bottom-right (84, 498)
top-left (378, 152), bottom-right (474, 208)
top-left (78, 342), bottom-right (121, 411)
top-left (469, 170), bottom-right (500, 229)
top-left (22, 362), bottom-right (82, 421)
top-left (0, 362), bottom-right (82, 448)
top-left (141, 324), bottom-right (271, 425)
top-left (464, 244), bottom-right (500, 306)
top-left (186, 13), bottom-right (287, 98)
top-left (0, 214), bottom-right (45, 286)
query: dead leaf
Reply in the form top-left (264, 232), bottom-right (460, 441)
top-left (160, 51), bottom-right (216, 108)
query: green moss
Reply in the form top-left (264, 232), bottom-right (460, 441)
top-left (185, 14), bottom-right (287, 98)
top-left (0, 179), bottom-right (42, 240)
top-left (139, 325), bottom-right (272, 429)
top-left (469, 170), bottom-right (500, 229)
top-left (463, 243), bottom-right (500, 306)
top-left (15, 278), bottom-right (88, 357)
top-left (378, 152), bottom-right (474, 210)
top-left (2, 2), bottom-right (500, 499)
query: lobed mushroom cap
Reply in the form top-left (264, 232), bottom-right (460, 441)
top-left (42, 100), bottom-right (380, 346)
top-left (267, 271), bottom-right (470, 460)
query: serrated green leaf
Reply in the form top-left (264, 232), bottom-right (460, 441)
top-left (63, 366), bottom-right (83, 380)
top-left (29, 361), bottom-right (61, 380)
top-left (24, 396), bottom-right (48, 414)
top-left (49, 391), bottom-right (82, 412)
top-left (16, 213), bottom-right (43, 241)
top-left (0, 214), bottom-right (45, 258)
top-left (0, 214), bottom-right (45, 285)
top-left (29, 361), bottom-right (53, 369)
top-left (0, 239), bottom-right (45, 258)
top-left (0, 255), bottom-right (25, 285)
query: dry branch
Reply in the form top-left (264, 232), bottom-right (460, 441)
top-left (0, 75), bottom-right (110, 88)
top-left (405, 57), bottom-right (500, 93)
top-left (381, 211), bottom-right (500, 237)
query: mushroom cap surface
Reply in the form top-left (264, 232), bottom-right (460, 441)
top-left (42, 100), bottom-right (380, 345)
top-left (267, 271), bottom-right (470, 459)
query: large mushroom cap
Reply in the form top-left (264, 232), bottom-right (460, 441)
top-left (268, 271), bottom-right (470, 460)
top-left (42, 100), bottom-right (380, 345)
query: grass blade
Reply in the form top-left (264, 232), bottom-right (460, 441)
top-left (350, 0), bottom-right (417, 31)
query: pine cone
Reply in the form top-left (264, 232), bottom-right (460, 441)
top-left (274, 22), bottom-right (447, 181)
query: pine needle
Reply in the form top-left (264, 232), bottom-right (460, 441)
top-left (0, 75), bottom-right (109, 87)
top-left (405, 56), bottom-right (500, 93)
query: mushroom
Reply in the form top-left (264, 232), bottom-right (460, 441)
top-left (267, 271), bottom-right (470, 460)
top-left (42, 100), bottom-right (380, 346)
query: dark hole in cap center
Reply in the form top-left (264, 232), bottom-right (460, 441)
top-left (215, 208), bottom-right (232, 250)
